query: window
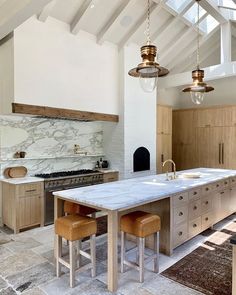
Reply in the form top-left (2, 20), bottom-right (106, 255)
top-left (183, 2), bottom-right (207, 24)
top-left (199, 15), bottom-right (219, 34)
top-left (166, 0), bottom-right (192, 13)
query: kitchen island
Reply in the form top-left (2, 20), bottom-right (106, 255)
top-left (53, 168), bottom-right (236, 292)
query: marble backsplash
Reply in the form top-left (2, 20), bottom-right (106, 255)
top-left (0, 115), bottom-right (104, 176)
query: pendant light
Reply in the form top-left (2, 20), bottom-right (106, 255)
top-left (128, 0), bottom-right (169, 93)
top-left (182, 0), bottom-right (214, 104)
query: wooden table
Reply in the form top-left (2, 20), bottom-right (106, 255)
top-left (53, 168), bottom-right (236, 292)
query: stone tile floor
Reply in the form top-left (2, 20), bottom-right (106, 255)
top-left (0, 214), bottom-right (235, 295)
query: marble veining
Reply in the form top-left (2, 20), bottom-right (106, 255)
top-left (0, 115), bottom-right (104, 176)
top-left (53, 168), bottom-right (236, 211)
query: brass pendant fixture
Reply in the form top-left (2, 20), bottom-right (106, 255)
top-left (182, 0), bottom-right (214, 105)
top-left (128, 0), bottom-right (169, 93)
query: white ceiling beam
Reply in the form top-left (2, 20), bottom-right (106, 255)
top-left (118, 1), bottom-right (159, 49)
top-left (0, 0), bottom-right (52, 40)
top-left (199, 0), bottom-right (228, 24)
top-left (158, 61), bottom-right (236, 89)
top-left (221, 21), bottom-right (232, 63)
top-left (168, 26), bottom-right (219, 72)
top-left (37, 0), bottom-right (56, 22)
top-left (70, 0), bottom-right (93, 35)
top-left (97, 0), bottom-right (133, 45)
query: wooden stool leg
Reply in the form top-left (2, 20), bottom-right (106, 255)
top-left (154, 232), bottom-right (159, 273)
top-left (77, 240), bottom-right (82, 267)
top-left (69, 241), bottom-right (76, 288)
top-left (56, 234), bottom-right (62, 277)
top-left (90, 234), bottom-right (96, 278)
top-left (139, 237), bottom-right (145, 283)
top-left (120, 231), bottom-right (125, 273)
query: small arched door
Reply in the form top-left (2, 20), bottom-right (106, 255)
top-left (133, 147), bottom-right (150, 172)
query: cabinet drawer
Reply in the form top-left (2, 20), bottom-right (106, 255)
top-left (189, 188), bottom-right (201, 201)
top-left (230, 177), bottom-right (236, 186)
top-left (173, 192), bottom-right (188, 207)
top-left (18, 183), bottom-right (43, 197)
top-left (189, 199), bottom-right (201, 219)
top-left (202, 184), bottom-right (212, 195)
top-left (173, 223), bottom-right (188, 248)
top-left (188, 217), bottom-right (202, 237)
top-left (103, 172), bottom-right (119, 183)
top-left (201, 195), bottom-right (213, 214)
top-left (173, 205), bottom-right (188, 225)
top-left (202, 212), bottom-right (213, 230)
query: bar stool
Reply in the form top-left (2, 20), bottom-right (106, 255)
top-left (120, 211), bottom-right (161, 283)
top-left (55, 214), bottom-right (97, 288)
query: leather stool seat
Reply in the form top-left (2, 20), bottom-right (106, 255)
top-left (64, 201), bottom-right (97, 216)
top-left (120, 211), bottom-right (161, 238)
top-left (55, 215), bottom-right (97, 241)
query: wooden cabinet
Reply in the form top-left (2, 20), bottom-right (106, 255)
top-left (157, 105), bottom-right (172, 173)
top-left (103, 171), bottom-right (119, 183)
top-left (2, 181), bottom-right (44, 233)
top-left (196, 107), bottom-right (232, 127)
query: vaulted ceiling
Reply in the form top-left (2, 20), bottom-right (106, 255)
top-left (1, 0), bottom-right (236, 75)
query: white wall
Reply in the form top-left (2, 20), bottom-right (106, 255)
top-left (13, 16), bottom-right (119, 115)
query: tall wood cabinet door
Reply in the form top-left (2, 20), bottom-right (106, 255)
top-left (224, 127), bottom-right (236, 169)
top-left (18, 196), bottom-right (41, 228)
top-left (157, 105), bottom-right (172, 134)
top-left (196, 127), bottom-right (223, 168)
top-left (196, 107), bottom-right (232, 128)
top-left (157, 134), bottom-right (172, 173)
top-left (173, 143), bottom-right (197, 171)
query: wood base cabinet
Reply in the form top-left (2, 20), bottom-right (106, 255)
top-left (2, 181), bottom-right (44, 233)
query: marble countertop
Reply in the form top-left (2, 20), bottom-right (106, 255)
top-left (53, 168), bottom-right (236, 211)
top-left (1, 177), bottom-right (44, 184)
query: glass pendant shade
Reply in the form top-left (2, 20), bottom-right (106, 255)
top-left (190, 91), bottom-right (205, 105)
top-left (139, 76), bottom-right (158, 93)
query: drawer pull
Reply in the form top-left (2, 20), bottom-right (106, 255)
top-left (193, 224), bottom-right (197, 228)
top-left (179, 212), bottom-right (183, 216)
top-left (232, 179), bottom-right (235, 182)
top-left (220, 191), bottom-right (225, 195)
top-left (205, 187), bottom-right (209, 191)
top-left (225, 182), bottom-right (228, 185)
top-left (178, 231), bottom-right (183, 236)
top-left (205, 217), bottom-right (209, 221)
top-left (205, 201), bottom-right (209, 205)
top-left (193, 206), bottom-right (198, 210)
top-left (216, 184), bottom-right (219, 187)
top-left (179, 196), bottom-right (183, 200)
top-left (25, 189), bottom-right (37, 193)
top-left (193, 191), bottom-right (197, 195)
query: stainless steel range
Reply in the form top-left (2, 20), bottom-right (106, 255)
top-left (35, 169), bottom-right (103, 225)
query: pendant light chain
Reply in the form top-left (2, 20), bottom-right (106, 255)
top-left (146, 0), bottom-right (151, 45)
top-left (196, 0), bottom-right (200, 70)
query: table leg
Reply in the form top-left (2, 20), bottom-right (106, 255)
top-left (107, 210), bottom-right (118, 292)
top-left (54, 197), bottom-right (63, 257)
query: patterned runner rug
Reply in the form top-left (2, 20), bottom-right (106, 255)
top-left (162, 221), bottom-right (236, 295)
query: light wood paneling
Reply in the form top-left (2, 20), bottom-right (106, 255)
top-left (157, 134), bottom-right (172, 173)
top-left (157, 105), bottom-right (172, 135)
top-left (103, 172), bottom-right (119, 183)
top-left (196, 107), bottom-right (232, 127)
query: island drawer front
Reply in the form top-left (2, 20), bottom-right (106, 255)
top-left (202, 212), bottom-right (214, 230)
top-left (188, 199), bottom-right (201, 219)
top-left (173, 192), bottom-right (188, 207)
top-left (230, 177), bottom-right (236, 186)
top-left (201, 195), bottom-right (213, 214)
top-left (18, 183), bottom-right (43, 197)
top-left (173, 223), bottom-right (188, 248)
top-left (188, 217), bottom-right (202, 238)
top-left (202, 184), bottom-right (213, 195)
top-left (189, 188), bottom-right (201, 201)
top-left (173, 205), bottom-right (188, 225)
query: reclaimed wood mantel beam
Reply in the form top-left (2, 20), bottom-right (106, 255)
top-left (12, 103), bottom-right (119, 122)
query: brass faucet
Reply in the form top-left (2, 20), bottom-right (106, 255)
top-left (162, 159), bottom-right (177, 181)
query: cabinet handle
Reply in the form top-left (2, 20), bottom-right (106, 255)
top-left (193, 191), bottom-right (197, 195)
top-left (161, 154), bottom-right (164, 163)
top-left (25, 189), bottom-right (37, 193)
top-left (220, 191), bottom-right (225, 195)
top-left (178, 231), bottom-right (183, 236)
top-left (216, 184), bottom-right (219, 187)
top-left (179, 196), bottom-right (183, 200)
top-left (205, 187), bottom-right (209, 191)
top-left (222, 143), bottom-right (224, 165)
top-left (205, 217), bottom-right (209, 221)
top-left (179, 212), bottom-right (183, 216)
top-left (224, 181), bottom-right (228, 185)
top-left (205, 201), bottom-right (209, 205)
top-left (232, 179), bottom-right (235, 182)
top-left (219, 143), bottom-right (222, 164)
top-left (193, 206), bottom-right (198, 210)
top-left (193, 224), bottom-right (197, 228)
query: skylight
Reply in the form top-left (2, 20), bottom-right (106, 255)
top-left (218, 0), bottom-right (236, 10)
top-left (199, 14), bottom-right (219, 33)
top-left (183, 2), bottom-right (207, 24)
top-left (165, 0), bottom-right (192, 13)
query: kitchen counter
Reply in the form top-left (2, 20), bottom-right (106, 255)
top-left (1, 176), bottom-right (44, 184)
top-left (53, 168), bottom-right (236, 211)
